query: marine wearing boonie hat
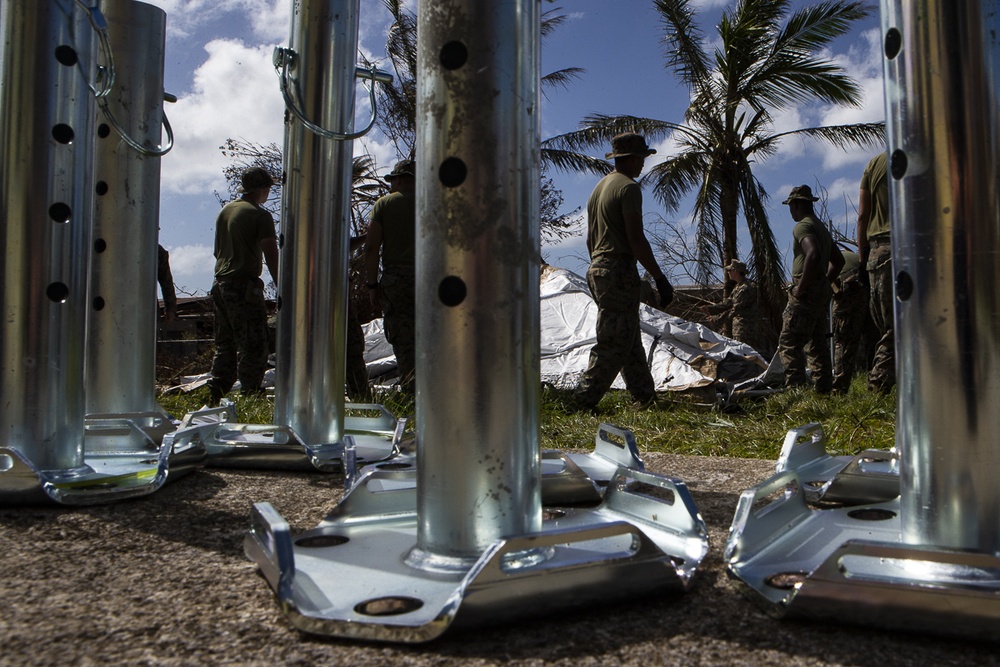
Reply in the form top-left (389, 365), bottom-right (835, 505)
top-left (239, 166), bottom-right (274, 193)
top-left (605, 133), bottom-right (656, 159)
top-left (383, 159), bottom-right (415, 181)
top-left (782, 184), bottom-right (820, 204)
top-left (724, 259), bottom-right (747, 273)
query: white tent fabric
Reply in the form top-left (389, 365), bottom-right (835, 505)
top-left (366, 266), bottom-right (770, 392)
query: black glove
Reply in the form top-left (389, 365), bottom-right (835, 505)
top-left (655, 276), bottom-right (674, 309)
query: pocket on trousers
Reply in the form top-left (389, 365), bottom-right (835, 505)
top-left (244, 278), bottom-right (264, 304)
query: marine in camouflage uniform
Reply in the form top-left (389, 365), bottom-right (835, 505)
top-left (857, 152), bottom-right (894, 392)
top-left (365, 160), bottom-right (417, 394)
top-left (777, 185), bottom-right (844, 393)
top-left (831, 249), bottom-right (868, 393)
top-left (573, 134), bottom-right (673, 409)
top-left (207, 167), bottom-right (279, 405)
top-left (704, 260), bottom-right (769, 356)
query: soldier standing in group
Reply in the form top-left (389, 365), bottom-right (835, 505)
top-left (365, 160), bottom-right (416, 394)
top-left (777, 184), bottom-right (844, 393)
top-left (702, 259), bottom-right (770, 356)
top-left (831, 248), bottom-right (868, 394)
top-left (345, 234), bottom-right (369, 401)
top-left (206, 167), bottom-right (279, 406)
top-left (857, 152), bottom-right (893, 393)
top-left (571, 133), bottom-right (673, 411)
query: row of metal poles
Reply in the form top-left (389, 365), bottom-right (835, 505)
top-left (2, 0), bottom-right (1000, 644)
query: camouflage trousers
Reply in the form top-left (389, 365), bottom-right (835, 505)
top-left (574, 257), bottom-right (654, 407)
top-left (346, 304), bottom-right (369, 400)
top-left (381, 265), bottom-right (415, 393)
top-left (831, 279), bottom-right (868, 393)
top-left (778, 280), bottom-right (833, 392)
top-left (208, 278), bottom-right (269, 397)
top-left (867, 243), bottom-right (895, 391)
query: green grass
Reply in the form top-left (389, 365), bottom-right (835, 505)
top-left (158, 373), bottom-right (894, 461)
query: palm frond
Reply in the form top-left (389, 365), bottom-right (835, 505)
top-left (759, 121), bottom-right (885, 153)
top-left (655, 0), bottom-right (711, 87)
top-left (540, 147), bottom-right (614, 176)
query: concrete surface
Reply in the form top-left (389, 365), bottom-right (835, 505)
top-left (1, 452), bottom-right (995, 666)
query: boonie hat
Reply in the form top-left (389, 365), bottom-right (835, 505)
top-left (782, 184), bottom-right (820, 204)
top-left (724, 260), bottom-right (747, 273)
top-left (239, 166), bottom-right (274, 193)
top-left (383, 159), bottom-right (416, 180)
top-left (605, 133), bottom-right (656, 160)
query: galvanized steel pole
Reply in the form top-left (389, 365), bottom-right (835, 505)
top-left (883, 0), bottom-right (1000, 550)
top-left (273, 0), bottom-right (359, 446)
top-left (0, 0), bottom-right (97, 470)
top-left (413, 0), bottom-right (542, 561)
top-left (86, 0), bottom-right (166, 417)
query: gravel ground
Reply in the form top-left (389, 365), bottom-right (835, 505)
top-left (1, 452), bottom-right (995, 666)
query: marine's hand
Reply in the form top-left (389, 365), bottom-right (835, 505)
top-left (655, 276), bottom-right (674, 309)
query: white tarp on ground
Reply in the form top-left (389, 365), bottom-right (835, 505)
top-left (165, 266), bottom-right (774, 394)
top-left (364, 266), bottom-right (771, 392)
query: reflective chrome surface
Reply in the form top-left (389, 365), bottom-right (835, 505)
top-left (415, 0), bottom-right (543, 558)
top-left (885, 0), bottom-right (1000, 551)
top-left (273, 0), bottom-right (358, 446)
top-left (0, 0), bottom-right (96, 471)
top-left (86, 0), bottom-right (166, 418)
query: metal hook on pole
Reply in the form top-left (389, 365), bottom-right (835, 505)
top-left (72, 0), bottom-right (115, 98)
top-left (96, 93), bottom-right (175, 157)
top-left (273, 46), bottom-right (392, 140)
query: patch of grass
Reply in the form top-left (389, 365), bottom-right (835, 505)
top-left (157, 373), bottom-right (894, 461)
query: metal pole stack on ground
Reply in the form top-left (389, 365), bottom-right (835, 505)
top-left (85, 0), bottom-right (176, 450)
top-left (245, 0), bottom-right (708, 642)
top-left (725, 0), bottom-right (1000, 639)
top-left (0, 0), bottom-right (191, 505)
top-left (166, 0), bottom-right (400, 470)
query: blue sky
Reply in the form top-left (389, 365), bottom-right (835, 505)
top-left (145, 0), bottom-right (884, 295)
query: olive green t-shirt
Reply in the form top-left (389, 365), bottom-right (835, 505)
top-left (371, 191), bottom-right (416, 268)
top-left (214, 199), bottom-right (276, 282)
top-left (791, 214), bottom-right (833, 279)
top-left (861, 152), bottom-right (889, 237)
top-left (587, 171), bottom-right (643, 259)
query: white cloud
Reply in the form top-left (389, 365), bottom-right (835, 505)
top-left (166, 243), bottom-right (216, 294)
top-left (160, 38), bottom-right (285, 196)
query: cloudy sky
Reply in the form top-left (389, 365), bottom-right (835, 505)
top-left (142, 0), bottom-right (884, 295)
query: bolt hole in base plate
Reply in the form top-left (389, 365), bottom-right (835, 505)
top-left (354, 596), bottom-right (424, 617)
top-left (295, 535), bottom-right (349, 548)
top-left (765, 571), bottom-right (808, 589)
top-left (847, 508), bottom-right (896, 521)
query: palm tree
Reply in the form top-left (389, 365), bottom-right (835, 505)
top-left (544, 0), bottom-right (884, 322)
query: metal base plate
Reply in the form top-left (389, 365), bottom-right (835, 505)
top-left (169, 401), bottom-right (401, 472)
top-left (245, 465), bottom-right (708, 643)
top-left (725, 468), bottom-right (1000, 640)
top-left (775, 422), bottom-right (898, 505)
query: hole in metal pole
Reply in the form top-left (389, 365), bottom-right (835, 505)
top-left (52, 124), bottom-right (74, 144)
top-left (438, 276), bottom-right (466, 307)
top-left (92, 297), bottom-right (105, 311)
top-left (295, 534), bottom-right (349, 548)
top-left (765, 572), bottom-right (807, 589)
top-left (94, 238), bottom-right (107, 253)
top-left (97, 123), bottom-right (111, 139)
top-left (0, 454), bottom-right (13, 471)
top-left (49, 203), bottom-right (71, 223)
top-left (884, 28), bottom-right (902, 60)
top-left (440, 41), bottom-right (468, 70)
top-left (354, 596), bottom-right (424, 617)
top-left (54, 45), bottom-right (78, 66)
top-left (847, 508), bottom-right (897, 521)
top-left (46, 282), bottom-right (69, 303)
top-left (95, 181), bottom-right (109, 196)
top-left (895, 271), bottom-right (913, 301)
top-left (439, 157), bottom-right (467, 187)
top-left (890, 149), bottom-right (907, 179)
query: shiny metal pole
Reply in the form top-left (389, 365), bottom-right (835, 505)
top-left (86, 0), bottom-right (166, 419)
top-left (0, 0), bottom-right (97, 471)
top-left (413, 0), bottom-right (542, 560)
top-left (273, 0), bottom-right (357, 447)
top-left (884, 0), bottom-right (1000, 550)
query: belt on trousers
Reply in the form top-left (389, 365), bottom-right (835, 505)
top-left (868, 235), bottom-right (890, 247)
